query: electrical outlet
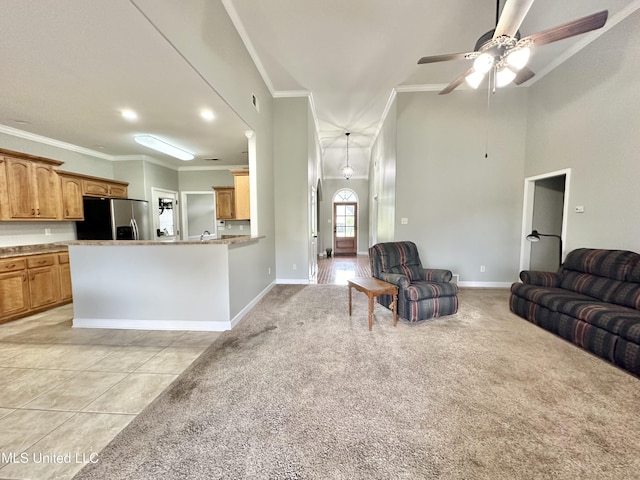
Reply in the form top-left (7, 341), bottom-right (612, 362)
top-left (401, 218), bottom-right (408, 225)
top-left (480, 265), bottom-right (486, 273)
top-left (239, 225), bottom-right (243, 230)
top-left (293, 264), bottom-right (297, 270)
top-left (44, 228), bottom-right (52, 236)
top-left (268, 267), bottom-right (271, 275)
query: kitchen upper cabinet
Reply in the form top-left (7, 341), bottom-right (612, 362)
top-left (213, 170), bottom-right (250, 221)
top-left (59, 173), bottom-right (84, 219)
top-left (232, 169), bottom-right (250, 220)
top-left (82, 178), bottom-right (128, 198)
top-left (214, 187), bottom-right (235, 220)
top-left (1, 156), bottom-right (62, 220)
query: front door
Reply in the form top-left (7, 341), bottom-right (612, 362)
top-left (334, 202), bottom-right (357, 255)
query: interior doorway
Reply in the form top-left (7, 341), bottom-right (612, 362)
top-left (520, 169), bottom-right (570, 272)
top-left (151, 188), bottom-right (179, 241)
top-left (333, 189), bottom-right (358, 256)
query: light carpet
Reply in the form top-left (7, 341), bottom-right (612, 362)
top-left (74, 285), bottom-right (640, 479)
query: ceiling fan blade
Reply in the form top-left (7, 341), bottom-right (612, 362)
top-left (494, 0), bottom-right (535, 38)
top-left (522, 10), bottom-right (608, 47)
top-left (418, 52), bottom-right (474, 64)
top-left (439, 68), bottom-right (474, 95)
top-left (513, 66), bottom-right (535, 85)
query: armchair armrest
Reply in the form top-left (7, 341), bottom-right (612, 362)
top-left (423, 269), bottom-right (453, 283)
top-left (519, 270), bottom-right (562, 287)
top-left (377, 272), bottom-right (410, 288)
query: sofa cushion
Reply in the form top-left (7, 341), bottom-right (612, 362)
top-left (510, 284), bottom-right (595, 312)
top-left (404, 281), bottom-right (458, 301)
top-left (559, 271), bottom-right (624, 303)
top-left (562, 249), bottom-right (638, 281)
top-left (552, 301), bottom-right (640, 342)
top-left (609, 282), bottom-right (640, 310)
top-left (628, 262), bottom-right (640, 283)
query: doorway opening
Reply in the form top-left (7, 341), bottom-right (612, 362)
top-left (151, 188), bottom-right (179, 241)
top-left (333, 189), bottom-right (358, 256)
top-left (520, 169), bottom-right (570, 272)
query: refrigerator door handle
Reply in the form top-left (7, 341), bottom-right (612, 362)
top-left (131, 219), bottom-right (139, 240)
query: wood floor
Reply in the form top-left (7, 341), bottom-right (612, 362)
top-left (312, 254), bottom-right (371, 285)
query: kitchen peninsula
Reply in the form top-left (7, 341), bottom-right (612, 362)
top-left (67, 235), bottom-right (269, 331)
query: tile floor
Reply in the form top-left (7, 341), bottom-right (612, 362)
top-left (0, 304), bottom-right (221, 480)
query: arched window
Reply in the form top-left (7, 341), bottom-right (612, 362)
top-left (333, 189), bottom-right (357, 203)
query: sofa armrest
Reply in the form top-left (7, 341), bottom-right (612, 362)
top-left (423, 269), bottom-right (453, 283)
top-left (519, 270), bottom-right (562, 287)
top-left (377, 272), bottom-right (411, 288)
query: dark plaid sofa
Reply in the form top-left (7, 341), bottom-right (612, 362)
top-left (369, 241), bottom-right (458, 322)
top-left (510, 248), bottom-right (640, 376)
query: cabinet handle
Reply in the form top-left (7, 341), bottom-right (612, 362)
top-left (30, 274), bottom-right (35, 281)
top-left (7, 264), bottom-right (15, 269)
top-left (22, 273), bottom-right (27, 282)
top-left (31, 208), bottom-right (35, 215)
top-left (37, 208), bottom-right (40, 215)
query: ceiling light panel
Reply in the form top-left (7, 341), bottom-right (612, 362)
top-left (134, 134), bottom-right (194, 161)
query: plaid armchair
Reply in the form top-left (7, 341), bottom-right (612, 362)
top-left (369, 241), bottom-right (458, 322)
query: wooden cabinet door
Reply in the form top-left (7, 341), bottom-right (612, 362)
top-left (5, 158), bottom-right (35, 218)
top-left (83, 179), bottom-right (110, 197)
top-left (60, 176), bottom-right (84, 219)
top-left (234, 174), bottom-right (250, 220)
top-left (0, 270), bottom-right (30, 318)
top-left (108, 183), bottom-right (128, 198)
top-left (58, 253), bottom-right (72, 301)
top-left (33, 163), bottom-right (60, 219)
top-left (214, 187), bottom-right (235, 220)
top-left (28, 266), bottom-right (59, 309)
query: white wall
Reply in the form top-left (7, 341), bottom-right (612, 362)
top-left (274, 97), bottom-right (310, 282)
top-left (394, 89), bottom-right (528, 285)
top-left (526, 10), bottom-right (640, 253)
top-left (369, 96), bottom-right (397, 245)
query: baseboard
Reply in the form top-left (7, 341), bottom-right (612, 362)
top-left (230, 281), bottom-right (276, 328)
top-left (72, 318), bottom-right (231, 331)
top-left (276, 278), bottom-right (310, 284)
top-left (458, 281), bottom-right (512, 288)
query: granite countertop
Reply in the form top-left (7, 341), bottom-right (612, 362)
top-left (64, 235), bottom-right (261, 246)
top-left (0, 243), bottom-right (68, 259)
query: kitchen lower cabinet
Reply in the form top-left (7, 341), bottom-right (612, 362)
top-left (0, 251), bottom-right (72, 324)
top-left (0, 265), bottom-right (29, 319)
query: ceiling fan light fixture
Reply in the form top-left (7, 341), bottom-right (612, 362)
top-left (505, 46), bottom-right (530, 71)
top-left (496, 66), bottom-right (517, 87)
top-left (473, 52), bottom-right (494, 74)
top-left (465, 70), bottom-right (485, 89)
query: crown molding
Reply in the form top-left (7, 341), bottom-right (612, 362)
top-left (0, 124), bottom-right (113, 160)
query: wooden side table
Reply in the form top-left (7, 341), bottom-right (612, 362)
top-left (347, 277), bottom-right (398, 331)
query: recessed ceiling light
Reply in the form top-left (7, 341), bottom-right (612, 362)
top-left (200, 109), bottom-right (215, 122)
top-left (134, 134), bottom-right (194, 161)
top-left (121, 109), bottom-right (138, 121)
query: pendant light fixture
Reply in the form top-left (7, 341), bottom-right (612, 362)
top-left (341, 132), bottom-right (354, 180)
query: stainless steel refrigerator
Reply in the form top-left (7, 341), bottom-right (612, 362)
top-left (76, 197), bottom-right (151, 240)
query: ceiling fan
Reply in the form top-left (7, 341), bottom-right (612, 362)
top-left (417, 0), bottom-right (608, 94)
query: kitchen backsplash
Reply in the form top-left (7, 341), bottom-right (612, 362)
top-left (0, 222), bottom-right (76, 247)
